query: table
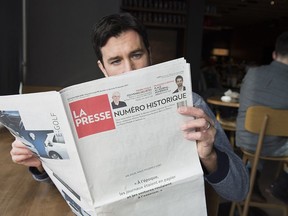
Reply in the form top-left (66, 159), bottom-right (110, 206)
top-left (207, 96), bottom-right (239, 108)
top-left (207, 96), bottom-right (239, 147)
top-left (0, 127), bottom-right (74, 216)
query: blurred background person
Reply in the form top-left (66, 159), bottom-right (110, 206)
top-left (236, 31), bottom-right (288, 204)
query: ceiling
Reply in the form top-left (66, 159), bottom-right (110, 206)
top-left (204, 0), bottom-right (288, 30)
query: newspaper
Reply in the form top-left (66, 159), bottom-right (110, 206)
top-left (0, 58), bottom-right (207, 216)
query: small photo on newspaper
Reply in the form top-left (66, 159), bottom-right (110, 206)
top-left (0, 110), bottom-right (69, 160)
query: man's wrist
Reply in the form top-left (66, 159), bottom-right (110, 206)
top-left (200, 148), bottom-right (217, 173)
top-left (199, 148), bottom-right (217, 161)
top-left (29, 166), bottom-right (50, 182)
top-left (36, 165), bottom-right (45, 173)
top-left (203, 148), bottom-right (230, 184)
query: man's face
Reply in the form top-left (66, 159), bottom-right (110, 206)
top-left (176, 78), bottom-right (183, 88)
top-left (98, 30), bottom-right (151, 77)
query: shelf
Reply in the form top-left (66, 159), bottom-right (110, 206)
top-left (121, 9), bottom-right (187, 29)
top-left (120, 0), bottom-right (188, 59)
top-left (121, 0), bottom-right (187, 28)
top-left (121, 6), bottom-right (186, 15)
top-left (204, 13), bottom-right (222, 18)
top-left (142, 22), bottom-right (186, 29)
top-left (203, 26), bottom-right (222, 31)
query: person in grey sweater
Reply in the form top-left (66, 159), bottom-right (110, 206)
top-left (11, 13), bottom-right (249, 202)
top-left (236, 31), bottom-right (288, 204)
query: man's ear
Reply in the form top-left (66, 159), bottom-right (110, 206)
top-left (272, 51), bottom-right (277, 60)
top-left (97, 60), bottom-right (109, 77)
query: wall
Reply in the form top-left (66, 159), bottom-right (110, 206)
top-left (147, 28), bottom-right (178, 65)
top-left (185, 0), bottom-right (206, 93)
top-left (26, 0), bottom-right (120, 87)
top-left (203, 25), bottom-right (286, 66)
top-left (230, 26), bottom-right (283, 65)
top-left (0, 0), bottom-right (22, 95)
top-left (1, 0), bottom-right (205, 94)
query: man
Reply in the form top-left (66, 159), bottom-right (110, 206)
top-left (173, 75), bottom-right (186, 93)
top-left (11, 13), bottom-right (248, 201)
top-left (111, 91), bottom-right (127, 109)
top-left (236, 31), bottom-right (288, 204)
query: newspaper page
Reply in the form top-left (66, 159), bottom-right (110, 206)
top-left (0, 92), bottom-right (95, 215)
top-left (60, 58), bottom-right (207, 215)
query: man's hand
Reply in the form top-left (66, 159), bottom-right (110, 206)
top-left (178, 106), bottom-right (217, 173)
top-left (10, 139), bottom-right (44, 173)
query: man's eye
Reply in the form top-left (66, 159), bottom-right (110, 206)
top-left (132, 53), bottom-right (142, 59)
top-left (111, 60), bottom-right (121, 65)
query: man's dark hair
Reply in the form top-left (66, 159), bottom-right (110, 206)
top-left (275, 31), bottom-right (288, 57)
top-left (175, 75), bottom-right (183, 82)
top-left (91, 13), bottom-right (150, 63)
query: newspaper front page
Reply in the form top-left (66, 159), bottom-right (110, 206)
top-left (0, 58), bottom-right (207, 215)
top-left (60, 58), bottom-right (207, 215)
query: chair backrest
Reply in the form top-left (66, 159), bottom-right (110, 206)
top-left (245, 106), bottom-right (288, 137)
top-left (237, 106), bottom-right (288, 216)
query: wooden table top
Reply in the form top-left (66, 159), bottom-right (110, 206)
top-left (207, 96), bottom-right (240, 108)
top-left (0, 127), bottom-right (74, 216)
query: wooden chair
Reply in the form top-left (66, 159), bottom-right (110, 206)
top-left (218, 116), bottom-right (236, 148)
top-left (229, 106), bottom-right (288, 216)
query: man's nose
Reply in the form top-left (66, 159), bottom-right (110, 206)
top-left (123, 60), bottom-right (135, 72)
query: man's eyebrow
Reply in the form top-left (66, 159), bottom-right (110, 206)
top-left (107, 56), bottom-right (121, 63)
top-left (130, 48), bottom-right (145, 54)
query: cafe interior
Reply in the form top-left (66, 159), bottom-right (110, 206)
top-left (1, 0), bottom-right (288, 215)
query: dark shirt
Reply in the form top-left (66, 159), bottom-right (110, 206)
top-left (111, 101), bottom-right (127, 109)
top-left (173, 86), bottom-right (186, 93)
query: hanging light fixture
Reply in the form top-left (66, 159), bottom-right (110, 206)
top-left (212, 48), bottom-right (229, 56)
